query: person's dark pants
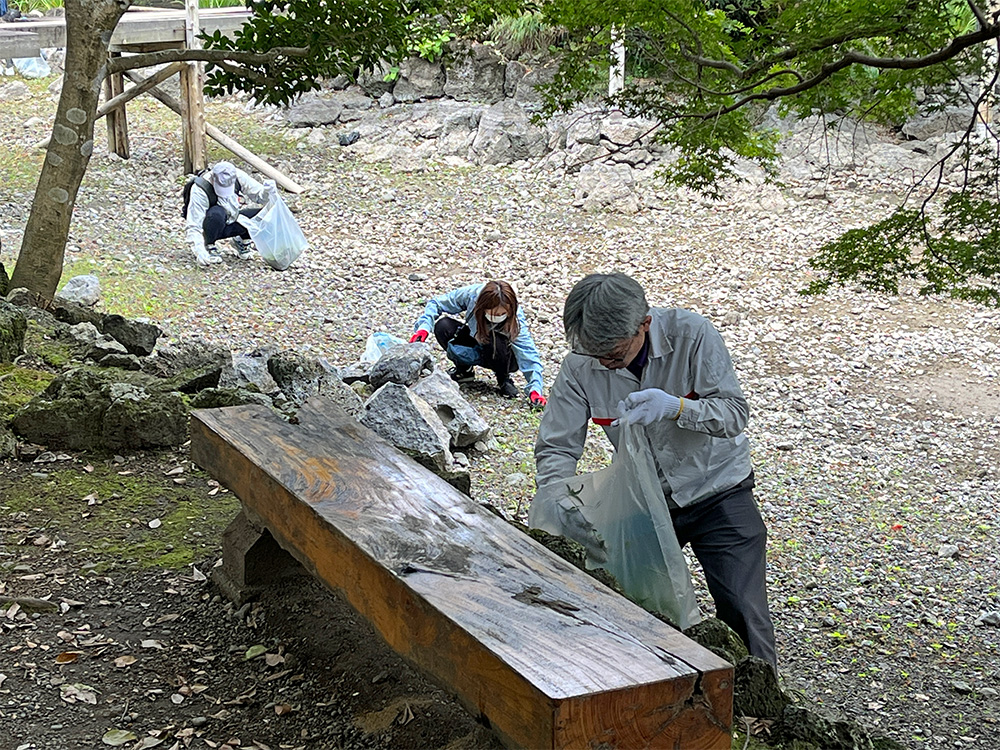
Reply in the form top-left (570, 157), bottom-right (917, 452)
top-left (671, 473), bottom-right (777, 668)
top-left (433, 317), bottom-right (517, 385)
top-left (202, 205), bottom-right (260, 245)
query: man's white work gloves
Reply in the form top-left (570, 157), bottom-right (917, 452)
top-left (263, 179), bottom-right (278, 201)
top-left (613, 388), bottom-right (683, 426)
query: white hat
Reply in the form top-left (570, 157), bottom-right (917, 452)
top-left (211, 162), bottom-right (237, 198)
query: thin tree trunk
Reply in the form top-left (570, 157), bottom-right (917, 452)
top-left (9, 0), bottom-right (128, 299)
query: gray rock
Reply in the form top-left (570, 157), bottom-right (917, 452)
top-left (368, 342), bottom-right (433, 389)
top-left (410, 368), bottom-right (491, 448)
top-left (0, 426), bottom-right (16, 458)
top-left (444, 43), bottom-right (505, 104)
top-left (952, 680), bottom-right (974, 694)
top-left (0, 299), bottom-right (27, 363)
top-left (361, 382), bottom-right (454, 472)
top-left (56, 274), bottom-right (100, 306)
top-left (267, 350), bottom-right (328, 405)
top-left (902, 107), bottom-right (971, 140)
top-left (220, 353), bottom-right (279, 395)
top-left (937, 543), bottom-right (959, 558)
top-left (67, 322), bottom-right (129, 361)
top-left (285, 92), bottom-right (344, 127)
top-left (575, 162), bottom-right (639, 213)
top-left (378, 91), bottom-right (395, 109)
top-left (357, 61), bottom-right (396, 98)
top-left (975, 611), bottom-right (1000, 627)
top-left (512, 62), bottom-right (558, 107)
top-left (101, 314), bottom-right (161, 356)
top-left (393, 57), bottom-right (445, 102)
top-left (141, 338), bottom-right (230, 392)
top-left (315, 375), bottom-right (365, 419)
top-left (336, 361), bottom-right (372, 385)
top-left (471, 99), bottom-right (549, 165)
top-left (0, 81), bottom-right (31, 101)
top-left (503, 60), bottom-right (526, 99)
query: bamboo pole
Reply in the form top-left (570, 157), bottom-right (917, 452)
top-left (35, 61), bottom-right (186, 150)
top-left (123, 69), bottom-right (305, 194)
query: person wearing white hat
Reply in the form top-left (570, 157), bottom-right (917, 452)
top-left (183, 161), bottom-right (277, 267)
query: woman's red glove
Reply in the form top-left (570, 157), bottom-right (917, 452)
top-left (529, 391), bottom-right (547, 409)
top-left (409, 329), bottom-right (429, 343)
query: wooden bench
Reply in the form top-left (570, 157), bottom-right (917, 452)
top-left (190, 398), bottom-right (733, 749)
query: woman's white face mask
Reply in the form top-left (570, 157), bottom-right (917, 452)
top-left (485, 312), bottom-right (508, 324)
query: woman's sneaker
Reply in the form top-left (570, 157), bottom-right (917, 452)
top-left (448, 367), bottom-right (475, 383)
top-left (497, 379), bottom-right (518, 398)
top-left (232, 237), bottom-right (256, 259)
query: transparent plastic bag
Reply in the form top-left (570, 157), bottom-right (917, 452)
top-left (361, 331), bottom-right (406, 363)
top-left (237, 193), bottom-right (308, 271)
top-left (13, 56), bottom-right (51, 79)
top-left (547, 419), bottom-right (701, 629)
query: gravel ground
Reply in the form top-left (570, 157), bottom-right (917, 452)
top-left (1, 77), bottom-right (999, 749)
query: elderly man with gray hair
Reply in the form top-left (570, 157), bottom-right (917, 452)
top-left (531, 272), bottom-right (776, 668)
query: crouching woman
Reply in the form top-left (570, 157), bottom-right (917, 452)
top-left (409, 280), bottom-right (546, 408)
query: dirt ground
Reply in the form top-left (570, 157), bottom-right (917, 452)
top-left (0, 448), bottom-right (505, 750)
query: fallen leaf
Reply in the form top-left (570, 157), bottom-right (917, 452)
top-left (135, 738), bottom-right (165, 749)
top-left (244, 645), bottom-right (267, 660)
top-left (164, 466), bottom-right (185, 476)
top-left (55, 651), bottom-right (82, 664)
top-left (141, 640), bottom-right (165, 650)
top-left (56, 630), bottom-right (76, 643)
top-left (117, 470), bottom-right (134, 476)
top-left (60, 682), bottom-right (99, 704)
top-left (274, 703), bottom-right (293, 715)
top-left (83, 464), bottom-right (94, 473)
top-left (264, 653), bottom-right (285, 667)
top-left (191, 566), bottom-right (207, 582)
top-left (101, 728), bottom-right (137, 746)
top-left (114, 655), bottom-right (137, 668)
top-left (33, 535), bottom-right (49, 546)
top-left (0, 674), bottom-right (7, 688)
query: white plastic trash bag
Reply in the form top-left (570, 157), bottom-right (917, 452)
top-left (532, 418), bottom-right (701, 629)
top-left (361, 331), bottom-right (407, 363)
top-left (13, 56), bottom-right (51, 79)
top-left (237, 193), bottom-right (308, 271)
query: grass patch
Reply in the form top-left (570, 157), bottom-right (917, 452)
top-left (60, 258), bottom-right (198, 321)
top-left (0, 145), bottom-right (45, 193)
top-left (2, 463), bottom-right (239, 571)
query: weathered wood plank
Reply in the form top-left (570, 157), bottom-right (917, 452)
top-left (0, 8), bottom-right (249, 56)
top-left (191, 399), bottom-right (732, 749)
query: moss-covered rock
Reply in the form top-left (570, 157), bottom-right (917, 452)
top-left (0, 300), bottom-right (27, 363)
top-left (189, 387), bottom-right (274, 409)
top-left (684, 617), bottom-right (750, 665)
top-left (0, 363), bottom-right (54, 423)
top-left (734, 655), bottom-right (789, 719)
top-left (11, 366), bottom-right (190, 451)
top-left (0, 424), bottom-right (16, 458)
top-left (0, 261), bottom-right (8, 297)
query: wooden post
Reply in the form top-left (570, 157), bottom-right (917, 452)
top-left (180, 0), bottom-right (207, 174)
top-left (104, 51), bottom-right (130, 158)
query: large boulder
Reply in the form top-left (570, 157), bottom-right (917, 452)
top-left (392, 56), bottom-right (446, 103)
top-left (220, 351), bottom-right (280, 395)
top-left (285, 92), bottom-right (344, 127)
top-left (101, 314), bottom-right (161, 356)
top-left (66, 322), bottom-right (129, 362)
top-left (444, 43), bottom-right (505, 104)
top-left (361, 382), bottom-right (454, 473)
top-left (11, 367), bottom-right (189, 451)
top-left (0, 299), bottom-right (27, 363)
top-left (267, 350), bottom-right (363, 416)
top-left (141, 338), bottom-right (229, 392)
top-left (470, 100), bottom-right (549, 165)
top-left (410, 368), bottom-right (491, 448)
top-left (368, 342), bottom-right (433, 389)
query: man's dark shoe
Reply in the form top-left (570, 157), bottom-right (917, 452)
top-left (497, 379), bottom-right (519, 399)
top-left (449, 367), bottom-right (475, 383)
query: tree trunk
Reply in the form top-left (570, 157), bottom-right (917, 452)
top-left (9, 0), bottom-right (127, 299)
